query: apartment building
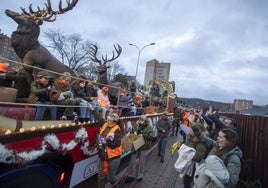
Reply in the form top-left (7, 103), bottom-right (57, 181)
top-left (144, 59), bottom-right (171, 88)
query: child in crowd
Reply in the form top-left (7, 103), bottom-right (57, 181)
top-left (97, 86), bottom-right (113, 120)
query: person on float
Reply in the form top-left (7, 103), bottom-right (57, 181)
top-left (97, 86), bottom-right (113, 120)
top-left (71, 75), bottom-right (97, 122)
top-left (49, 72), bottom-right (79, 120)
top-left (27, 71), bottom-right (57, 120)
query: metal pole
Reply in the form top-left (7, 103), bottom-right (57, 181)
top-left (129, 43), bottom-right (155, 82)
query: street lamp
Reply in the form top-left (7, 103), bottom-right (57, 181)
top-left (129, 42), bottom-right (155, 82)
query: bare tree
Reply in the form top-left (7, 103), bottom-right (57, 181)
top-left (43, 30), bottom-right (94, 75)
top-left (108, 61), bottom-right (125, 81)
top-left (43, 30), bottom-right (127, 81)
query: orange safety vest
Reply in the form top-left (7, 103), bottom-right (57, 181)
top-left (100, 122), bottom-right (122, 159)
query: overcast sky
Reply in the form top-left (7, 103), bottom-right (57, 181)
top-left (1, 0), bottom-right (268, 105)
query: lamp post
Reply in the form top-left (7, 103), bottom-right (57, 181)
top-left (129, 42), bottom-right (155, 82)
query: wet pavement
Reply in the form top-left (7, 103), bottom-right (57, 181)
top-left (76, 133), bottom-right (184, 188)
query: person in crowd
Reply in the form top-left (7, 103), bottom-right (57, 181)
top-left (203, 106), bottom-right (238, 140)
top-left (71, 76), bottom-right (96, 122)
top-left (142, 96), bottom-right (151, 108)
top-left (97, 113), bottom-right (122, 188)
top-left (171, 106), bottom-right (183, 136)
top-left (97, 86), bottom-right (113, 120)
top-left (86, 81), bottom-right (102, 121)
top-left (49, 72), bottom-right (79, 120)
top-left (128, 79), bottom-right (136, 93)
top-left (27, 71), bottom-right (56, 120)
top-left (125, 115), bottom-right (154, 183)
top-left (150, 80), bottom-right (160, 97)
top-left (182, 118), bottom-right (210, 188)
top-left (5, 68), bottom-right (31, 102)
top-left (118, 89), bottom-right (135, 116)
top-left (200, 105), bottom-right (214, 132)
top-left (180, 109), bottom-right (193, 143)
top-left (156, 111), bottom-right (172, 162)
top-left (188, 113), bottom-right (242, 188)
top-left (133, 94), bottom-right (143, 115)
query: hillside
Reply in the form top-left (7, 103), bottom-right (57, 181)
top-left (178, 97), bottom-right (229, 110)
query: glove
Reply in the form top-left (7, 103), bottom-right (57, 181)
top-left (57, 91), bottom-right (73, 101)
top-left (106, 133), bottom-right (114, 142)
top-left (101, 137), bottom-right (106, 144)
top-left (62, 90), bottom-right (73, 98)
top-left (47, 86), bottom-right (52, 91)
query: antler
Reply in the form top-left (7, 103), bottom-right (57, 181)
top-left (89, 44), bottom-right (122, 65)
top-left (89, 44), bottom-right (102, 64)
top-left (102, 44), bottom-right (122, 63)
top-left (20, 0), bottom-right (78, 23)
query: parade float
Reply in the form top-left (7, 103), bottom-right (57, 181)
top-left (0, 1), bottom-right (176, 187)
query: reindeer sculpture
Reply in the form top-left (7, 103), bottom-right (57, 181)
top-left (89, 44), bottom-right (122, 105)
top-left (5, 0), bottom-right (78, 84)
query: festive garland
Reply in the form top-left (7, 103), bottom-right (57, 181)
top-left (0, 127), bottom-right (97, 164)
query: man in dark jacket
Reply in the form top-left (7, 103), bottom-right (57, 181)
top-left (27, 71), bottom-right (56, 120)
top-left (156, 112), bottom-right (171, 162)
top-left (5, 68), bottom-right (31, 102)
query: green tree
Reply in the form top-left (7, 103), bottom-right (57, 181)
top-left (112, 73), bottom-right (129, 88)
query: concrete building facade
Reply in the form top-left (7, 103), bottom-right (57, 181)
top-left (144, 59), bottom-right (171, 88)
top-left (0, 30), bottom-right (20, 69)
top-left (234, 99), bottom-right (253, 112)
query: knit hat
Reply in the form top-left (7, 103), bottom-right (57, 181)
top-left (37, 70), bottom-right (52, 78)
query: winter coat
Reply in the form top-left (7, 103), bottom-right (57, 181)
top-left (72, 84), bottom-right (97, 102)
top-left (133, 122), bottom-right (154, 150)
top-left (6, 70), bottom-right (30, 98)
top-left (194, 155), bottom-right (230, 188)
top-left (27, 82), bottom-right (50, 104)
top-left (186, 135), bottom-right (208, 163)
top-left (156, 117), bottom-right (171, 138)
top-left (119, 94), bottom-right (133, 108)
top-left (97, 92), bottom-right (110, 107)
top-left (49, 80), bottom-right (72, 102)
top-left (192, 125), bottom-right (243, 187)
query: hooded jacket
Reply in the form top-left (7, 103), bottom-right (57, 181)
top-left (194, 155), bottom-right (230, 188)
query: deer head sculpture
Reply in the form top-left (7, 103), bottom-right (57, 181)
top-left (5, 0), bottom-right (78, 84)
top-left (89, 44), bottom-right (122, 86)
